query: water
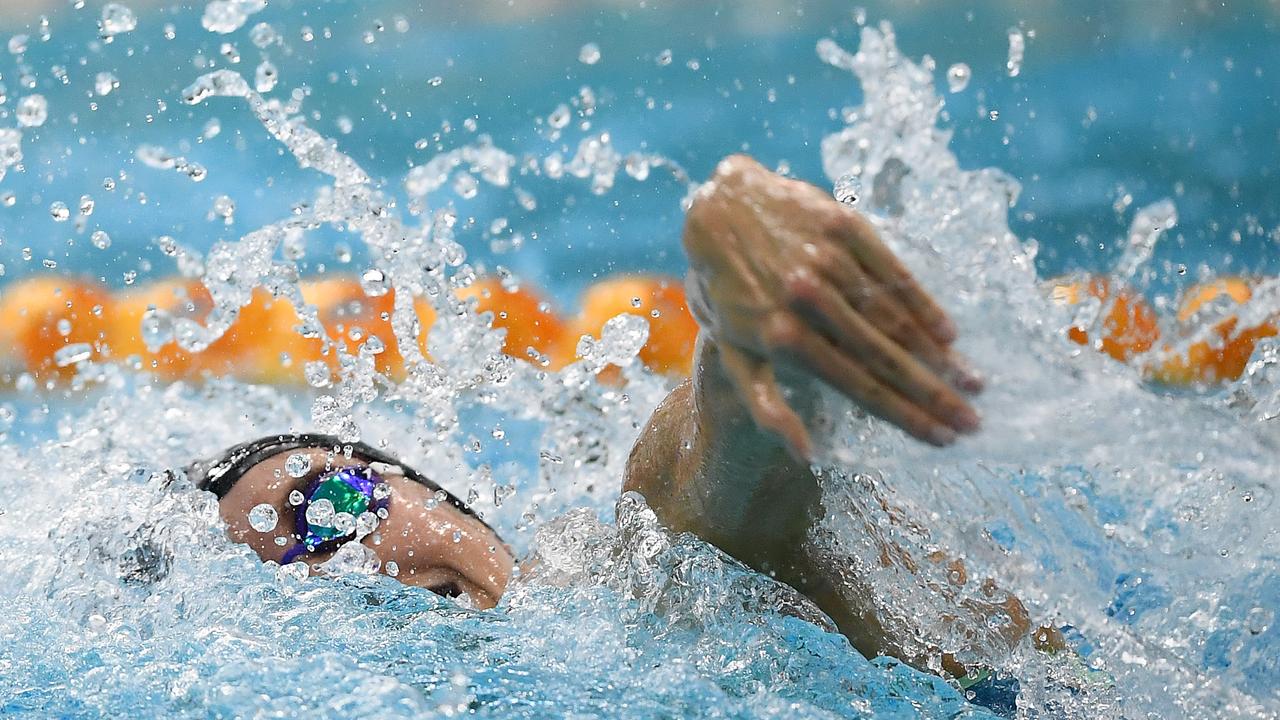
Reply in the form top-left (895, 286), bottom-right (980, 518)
top-left (0, 2), bottom-right (1278, 718)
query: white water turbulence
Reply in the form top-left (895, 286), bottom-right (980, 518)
top-left (810, 22), bottom-right (1278, 719)
top-left (0, 14), bottom-right (1274, 720)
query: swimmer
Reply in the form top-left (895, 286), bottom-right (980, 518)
top-left (188, 156), bottom-right (1048, 690)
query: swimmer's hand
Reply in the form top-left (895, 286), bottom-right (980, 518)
top-left (683, 155), bottom-right (983, 458)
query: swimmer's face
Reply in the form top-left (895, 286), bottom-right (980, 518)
top-left (218, 447), bottom-right (514, 608)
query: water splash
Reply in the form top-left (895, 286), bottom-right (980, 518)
top-left (812, 23), bottom-right (1277, 719)
top-left (0, 10), bottom-right (1274, 720)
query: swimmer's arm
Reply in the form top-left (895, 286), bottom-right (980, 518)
top-left (623, 155), bottom-right (986, 662)
top-left (624, 338), bottom-right (901, 661)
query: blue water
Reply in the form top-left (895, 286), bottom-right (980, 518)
top-left (2, 0), bottom-right (1277, 303)
top-left (1, 2), bottom-right (1278, 719)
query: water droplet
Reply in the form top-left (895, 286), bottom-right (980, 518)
top-left (946, 63), bottom-right (971, 93)
top-left (304, 360), bottom-right (331, 387)
top-left (90, 230), bottom-right (111, 249)
top-left (452, 172), bottom-right (478, 199)
top-left (833, 173), bottom-right (862, 205)
top-left (332, 512), bottom-right (356, 534)
top-left (427, 76), bottom-right (443, 88)
top-left (94, 72), bottom-right (119, 96)
top-left (249, 22), bottom-right (276, 47)
top-left (360, 268), bottom-right (390, 296)
top-left (1006, 27), bottom-right (1025, 78)
top-left (202, 0), bottom-right (264, 35)
top-left (254, 61), bottom-right (277, 93)
top-left (54, 343), bottom-right (93, 367)
top-left (16, 95), bottom-right (48, 127)
top-left (624, 153), bottom-right (650, 181)
top-left (306, 498), bottom-right (336, 528)
top-left (285, 453), bottom-right (312, 478)
top-left (988, 109), bottom-right (1000, 121)
top-left (548, 104), bottom-right (571, 130)
top-left (288, 489), bottom-right (305, 506)
top-left (355, 511), bottom-right (378, 537)
top-left (656, 49), bottom-right (672, 66)
top-left (100, 3), bottom-right (137, 36)
top-left (248, 503), bottom-right (279, 532)
top-left (385, 560), bottom-right (399, 577)
top-left (49, 201), bottom-right (70, 221)
top-left (211, 194), bottom-right (235, 223)
top-left (78, 195), bottom-right (94, 216)
top-left (578, 42), bottom-right (601, 65)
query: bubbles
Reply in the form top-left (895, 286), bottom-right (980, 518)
top-left (49, 201), bottom-right (70, 221)
top-left (384, 560), bottom-right (399, 577)
top-left (90, 230), bottom-right (111, 250)
top-left (94, 72), bottom-right (119, 97)
top-left (284, 453), bottom-right (312, 478)
top-left (288, 489), bottom-right (306, 506)
top-left (248, 503), bottom-right (278, 532)
top-left (100, 3), bottom-right (137, 37)
top-left (946, 63), bottom-right (971, 93)
top-left (16, 95), bottom-right (48, 128)
top-left (578, 42), bottom-right (601, 65)
top-left (656, 48), bottom-right (673, 66)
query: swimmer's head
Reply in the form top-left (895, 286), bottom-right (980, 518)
top-left (187, 434), bottom-right (514, 608)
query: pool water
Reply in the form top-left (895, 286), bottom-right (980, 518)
top-left (0, 2), bottom-right (1278, 718)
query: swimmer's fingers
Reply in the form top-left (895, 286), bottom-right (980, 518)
top-left (829, 209), bottom-right (958, 346)
top-left (759, 312), bottom-right (957, 447)
top-left (814, 252), bottom-right (983, 393)
top-left (784, 272), bottom-right (979, 437)
top-left (717, 343), bottom-right (813, 463)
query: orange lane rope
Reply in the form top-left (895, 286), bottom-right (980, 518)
top-left (0, 274), bottom-right (699, 385)
top-left (0, 273), bottom-right (1272, 387)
